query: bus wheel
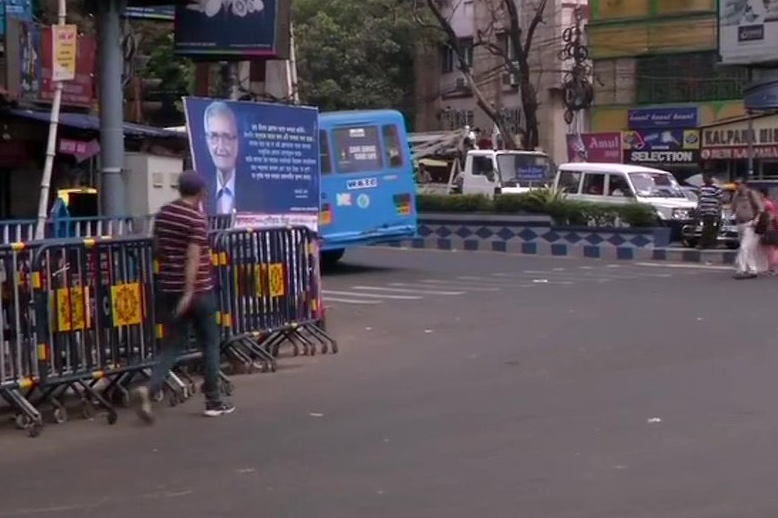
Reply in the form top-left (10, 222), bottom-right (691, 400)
top-left (320, 249), bottom-right (345, 269)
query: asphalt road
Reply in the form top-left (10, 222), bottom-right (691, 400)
top-left (2, 247), bottom-right (778, 518)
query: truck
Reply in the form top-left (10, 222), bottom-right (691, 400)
top-left (409, 128), bottom-right (554, 196)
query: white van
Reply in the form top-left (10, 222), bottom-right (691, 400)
top-left (460, 149), bottom-right (552, 196)
top-left (553, 163), bottom-right (696, 239)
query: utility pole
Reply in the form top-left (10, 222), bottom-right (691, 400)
top-left (98, 0), bottom-right (127, 217)
top-left (35, 0), bottom-right (68, 239)
top-left (560, 4), bottom-right (593, 159)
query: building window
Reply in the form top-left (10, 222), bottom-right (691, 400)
top-left (635, 51), bottom-right (749, 104)
top-left (441, 38), bottom-right (474, 73)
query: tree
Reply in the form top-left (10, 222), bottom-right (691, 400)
top-left (293, 0), bottom-right (434, 123)
top-left (417, 0), bottom-right (550, 150)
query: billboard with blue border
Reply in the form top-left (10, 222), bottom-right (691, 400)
top-left (627, 107), bottom-right (698, 129)
top-left (183, 96), bottom-right (320, 229)
top-left (174, 0), bottom-right (290, 59)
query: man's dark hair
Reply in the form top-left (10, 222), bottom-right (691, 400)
top-left (178, 170), bottom-right (206, 197)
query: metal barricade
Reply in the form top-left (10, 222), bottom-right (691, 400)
top-left (29, 237), bottom-right (160, 430)
top-left (210, 226), bottom-right (337, 372)
top-left (0, 224), bottom-right (337, 437)
top-left (0, 242), bottom-right (44, 435)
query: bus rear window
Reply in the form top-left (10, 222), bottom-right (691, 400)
top-left (332, 126), bottom-right (383, 173)
top-left (382, 124), bottom-right (404, 168)
top-left (320, 130), bottom-right (332, 174)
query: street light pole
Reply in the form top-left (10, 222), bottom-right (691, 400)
top-left (35, 0), bottom-right (67, 240)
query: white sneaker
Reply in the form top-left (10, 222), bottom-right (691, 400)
top-left (133, 386), bottom-right (154, 424)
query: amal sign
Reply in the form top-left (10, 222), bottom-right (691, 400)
top-left (701, 114), bottom-right (778, 159)
top-left (566, 133), bottom-right (621, 162)
top-left (718, 0), bottom-right (778, 65)
top-left (622, 129), bottom-right (700, 164)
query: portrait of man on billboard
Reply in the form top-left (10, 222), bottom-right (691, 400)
top-left (203, 101), bottom-right (241, 215)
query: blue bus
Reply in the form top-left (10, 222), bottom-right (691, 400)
top-left (317, 110), bottom-right (417, 265)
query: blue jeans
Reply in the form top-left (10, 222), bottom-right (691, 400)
top-left (149, 291), bottom-right (221, 402)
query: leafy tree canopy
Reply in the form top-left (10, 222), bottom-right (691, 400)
top-left (294, 0), bottom-right (432, 120)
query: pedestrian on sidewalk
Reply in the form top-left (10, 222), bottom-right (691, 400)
top-left (758, 188), bottom-right (778, 274)
top-left (134, 170), bottom-right (235, 422)
top-left (696, 174), bottom-right (723, 249)
top-left (731, 178), bottom-right (767, 279)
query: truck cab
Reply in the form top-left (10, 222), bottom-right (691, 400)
top-left (460, 150), bottom-right (552, 196)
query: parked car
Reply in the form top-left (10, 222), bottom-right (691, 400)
top-left (553, 163), bottom-right (696, 241)
top-left (680, 182), bottom-right (738, 249)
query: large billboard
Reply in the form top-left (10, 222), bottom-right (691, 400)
top-left (183, 97), bottom-right (319, 229)
top-left (174, 0), bottom-right (290, 59)
top-left (718, 0), bottom-right (778, 65)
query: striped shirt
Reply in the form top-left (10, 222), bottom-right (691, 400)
top-left (697, 184), bottom-right (722, 216)
top-left (153, 199), bottom-right (213, 293)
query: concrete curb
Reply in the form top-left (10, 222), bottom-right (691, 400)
top-left (386, 238), bottom-right (737, 264)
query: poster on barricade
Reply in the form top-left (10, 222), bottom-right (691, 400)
top-left (183, 97), bottom-right (320, 230)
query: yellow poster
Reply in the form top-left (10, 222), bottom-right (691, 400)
top-left (55, 287), bottom-right (89, 332)
top-left (268, 263), bottom-right (285, 298)
top-left (52, 24), bottom-right (77, 82)
top-left (111, 282), bottom-right (142, 327)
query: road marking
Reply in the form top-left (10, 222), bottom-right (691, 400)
top-left (352, 285), bottom-right (465, 295)
top-left (323, 297), bottom-right (382, 304)
top-left (633, 262), bottom-right (732, 271)
top-left (419, 280), bottom-right (501, 291)
top-left (512, 269), bottom-right (671, 280)
top-left (323, 289), bottom-right (421, 300)
top-left (505, 272), bottom-right (612, 281)
top-left (457, 275), bottom-right (568, 286)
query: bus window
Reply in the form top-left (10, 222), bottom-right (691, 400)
top-left (382, 124), bottom-right (403, 168)
top-left (332, 126), bottom-right (383, 173)
top-left (320, 130), bottom-right (332, 174)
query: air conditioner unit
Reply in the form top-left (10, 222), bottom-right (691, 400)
top-left (502, 73), bottom-right (519, 87)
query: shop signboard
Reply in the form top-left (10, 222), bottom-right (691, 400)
top-left (701, 113), bottom-right (778, 159)
top-left (718, 0), bottom-right (778, 65)
top-left (566, 132), bottom-right (621, 162)
top-left (4, 19), bottom-right (95, 108)
top-left (622, 129), bottom-right (700, 164)
top-left (0, 0), bottom-right (33, 36)
top-left (174, 0), bottom-right (290, 59)
top-left (627, 106), bottom-right (698, 129)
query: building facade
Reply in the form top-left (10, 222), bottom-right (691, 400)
top-left (586, 0), bottom-right (751, 177)
top-left (413, 0), bottom-right (584, 164)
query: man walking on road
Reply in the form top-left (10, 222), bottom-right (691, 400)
top-left (696, 174), bottom-right (723, 249)
top-left (731, 178), bottom-right (766, 279)
top-left (134, 170), bottom-right (235, 422)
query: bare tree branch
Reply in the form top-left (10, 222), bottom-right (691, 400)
top-left (423, 0), bottom-right (516, 148)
